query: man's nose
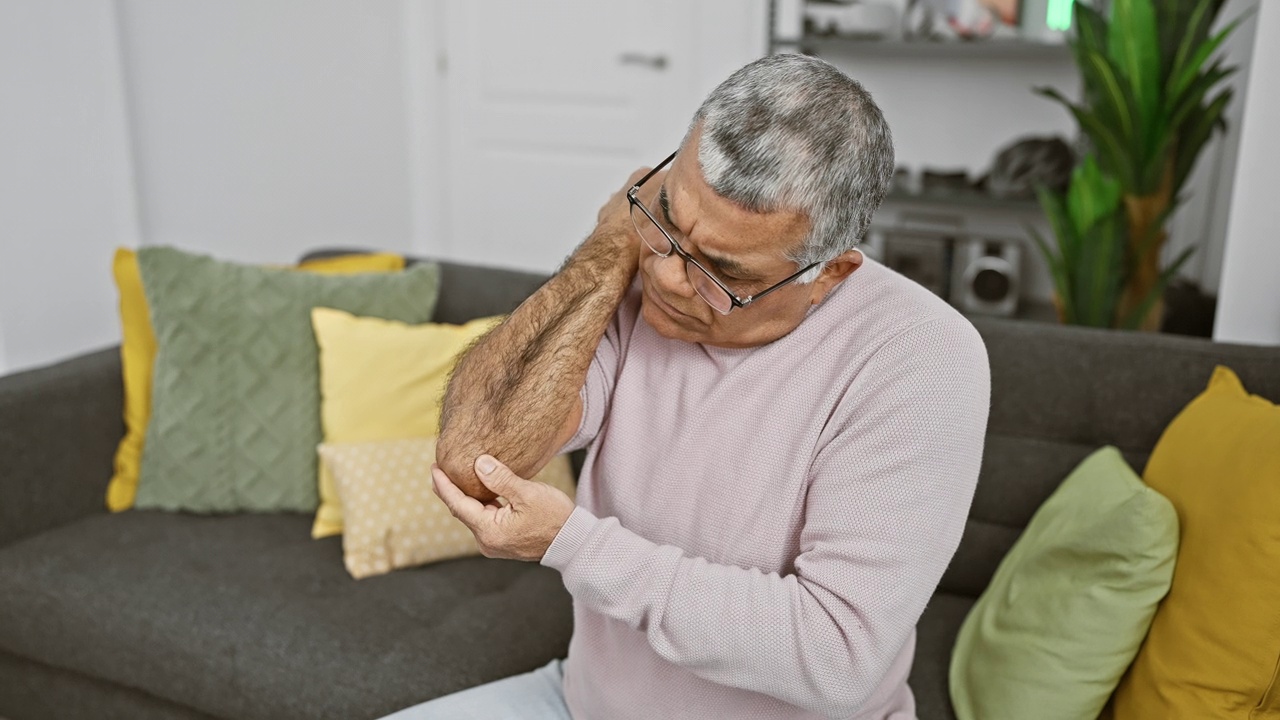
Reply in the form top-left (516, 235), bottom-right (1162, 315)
top-left (650, 253), bottom-right (696, 298)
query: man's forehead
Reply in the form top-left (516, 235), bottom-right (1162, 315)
top-left (663, 162), bottom-right (809, 272)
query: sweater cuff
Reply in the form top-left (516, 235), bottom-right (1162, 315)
top-left (540, 505), bottom-right (599, 571)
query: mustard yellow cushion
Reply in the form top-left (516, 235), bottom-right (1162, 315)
top-left (106, 249), bottom-right (405, 512)
top-left (318, 437), bottom-right (576, 579)
top-left (1112, 366), bottom-right (1280, 719)
top-left (310, 308), bottom-right (503, 538)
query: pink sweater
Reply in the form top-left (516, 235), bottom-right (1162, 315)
top-left (543, 256), bottom-right (991, 719)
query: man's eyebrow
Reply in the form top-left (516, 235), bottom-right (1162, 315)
top-left (659, 185), bottom-right (676, 227)
top-left (661, 184), bottom-right (760, 279)
top-left (702, 251), bottom-right (756, 278)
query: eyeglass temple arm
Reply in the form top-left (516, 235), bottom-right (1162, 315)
top-left (743, 262), bottom-right (824, 305)
top-left (631, 151), bottom-right (678, 191)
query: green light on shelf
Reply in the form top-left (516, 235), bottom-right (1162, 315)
top-left (1046, 0), bottom-right (1075, 32)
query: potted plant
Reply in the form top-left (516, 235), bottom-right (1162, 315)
top-left (1033, 0), bottom-right (1244, 330)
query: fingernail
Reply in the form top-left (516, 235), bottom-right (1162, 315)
top-left (477, 455), bottom-right (497, 475)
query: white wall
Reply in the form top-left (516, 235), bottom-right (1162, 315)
top-left (819, 51), bottom-right (1080, 174)
top-left (0, 0), bottom-right (139, 375)
top-left (0, 0), bottom-right (439, 375)
top-left (1214, 0), bottom-right (1280, 346)
top-left (117, 0), bottom-right (417, 264)
top-left (1, 0), bottom-right (768, 375)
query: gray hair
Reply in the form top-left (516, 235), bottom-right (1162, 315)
top-left (687, 54), bottom-right (895, 282)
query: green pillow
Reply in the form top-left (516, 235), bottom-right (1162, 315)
top-left (134, 246), bottom-right (440, 513)
top-left (949, 446), bottom-right (1178, 720)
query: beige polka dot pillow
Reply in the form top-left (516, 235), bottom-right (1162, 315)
top-left (317, 437), bottom-right (577, 579)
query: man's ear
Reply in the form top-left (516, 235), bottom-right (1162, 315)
top-left (808, 249), bottom-right (864, 305)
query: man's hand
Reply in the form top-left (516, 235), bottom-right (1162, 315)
top-left (431, 454), bottom-right (576, 562)
top-left (591, 166), bottom-right (666, 276)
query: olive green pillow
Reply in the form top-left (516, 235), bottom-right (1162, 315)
top-left (949, 446), bottom-right (1178, 720)
top-left (134, 246), bottom-right (440, 513)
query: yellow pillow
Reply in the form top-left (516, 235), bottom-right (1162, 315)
top-left (1112, 366), bottom-right (1280, 718)
top-left (106, 248), bottom-right (405, 512)
top-left (318, 437), bottom-right (576, 579)
top-left (310, 307), bottom-right (504, 538)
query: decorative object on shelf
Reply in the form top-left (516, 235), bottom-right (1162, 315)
top-left (790, 0), bottom-right (1072, 49)
top-left (892, 166), bottom-right (919, 195)
top-left (904, 0), bottom-right (995, 39)
top-left (950, 236), bottom-right (1023, 316)
top-left (882, 211), bottom-right (965, 298)
top-left (888, 164), bottom-right (1045, 212)
top-left (1035, 0), bottom-right (1244, 330)
top-left (885, 230), bottom-right (954, 298)
top-left (805, 0), bottom-right (899, 39)
top-left (1020, 0), bottom-right (1078, 42)
top-left (982, 135), bottom-right (1075, 199)
top-left (920, 168), bottom-right (973, 194)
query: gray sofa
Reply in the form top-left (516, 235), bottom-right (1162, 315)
top-left (1, 258), bottom-right (1277, 720)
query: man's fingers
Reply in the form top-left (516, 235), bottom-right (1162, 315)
top-left (474, 454), bottom-right (525, 500)
top-left (431, 464), bottom-right (486, 527)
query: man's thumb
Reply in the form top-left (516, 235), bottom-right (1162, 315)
top-left (474, 455), bottom-right (520, 496)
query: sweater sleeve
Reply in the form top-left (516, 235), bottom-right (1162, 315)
top-left (541, 317), bottom-right (991, 717)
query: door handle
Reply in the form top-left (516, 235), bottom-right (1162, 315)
top-left (618, 53), bottom-right (668, 70)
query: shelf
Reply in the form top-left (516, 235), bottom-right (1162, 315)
top-left (883, 188), bottom-right (1043, 213)
top-left (803, 35), bottom-right (1072, 60)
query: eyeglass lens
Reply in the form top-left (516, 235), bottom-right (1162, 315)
top-left (629, 199), bottom-right (735, 314)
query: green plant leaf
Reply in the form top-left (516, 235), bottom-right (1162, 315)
top-left (1078, 48), bottom-right (1140, 144)
top-left (1066, 107), bottom-right (1139, 188)
top-left (1067, 156), bottom-right (1122, 232)
top-left (1167, 0), bottom-right (1216, 87)
top-left (1075, 3), bottom-right (1110, 54)
top-left (1028, 224), bottom-right (1074, 324)
top-left (1167, 15), bottom-right (1245, 105)
top-left (1079, 210), bottom-right (1127, 327)
top-left (1038, 185), bottom-right (1080, 273)
top-left (1134, 112), bottom-right (1174, 194)
top-left (1037, 86), bottom-right (1133, 184)
top-left (1174, 88), bottom-right (1233, 193)
top-left (1168, 61), bottom-right (1235, 127)
top-left (1109, 0), bottom-right (1162, 132)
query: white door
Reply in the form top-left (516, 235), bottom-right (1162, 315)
top-left (440, 0), bottom-right (700, 272)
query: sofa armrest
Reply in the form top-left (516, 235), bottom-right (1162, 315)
top-left (0, 348), bottom-right (123, 549)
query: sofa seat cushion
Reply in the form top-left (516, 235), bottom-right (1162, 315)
top-left (0, 510), bottom-right (573, 720)
top-left (909, 592), bottom-right (972, 720)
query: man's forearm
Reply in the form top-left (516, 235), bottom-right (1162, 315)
top-left (436, 230), bottom-right (634, 500)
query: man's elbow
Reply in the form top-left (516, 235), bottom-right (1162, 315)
top-left (434, 430), bottom-right (496, 503)
top-left (812, 684), bottom-right (876, 720)
top-left (799, 636), bottom-right (897, 718)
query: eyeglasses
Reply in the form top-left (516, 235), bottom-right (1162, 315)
top-left (626, 151), bottom-right (822, 315)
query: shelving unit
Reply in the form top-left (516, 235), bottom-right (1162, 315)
top-left (805, 35), bottom-right (1071, 60)
top-left (884, 188), bottom-right (1043, 213)
top-left (766, 0), bottom-right (1077, 321)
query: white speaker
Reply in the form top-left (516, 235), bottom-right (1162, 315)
top-left (950, 237), bottom-right (1021, 317)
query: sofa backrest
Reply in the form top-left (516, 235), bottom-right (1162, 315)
top-left (306, 252), bottom-right (1280, 599)
top-left (432, 262), bottom-right (551, 325)
top-left (298, 250), bottom-right (551, 324)
top-left (946, 317), bottom-right (1280, 597)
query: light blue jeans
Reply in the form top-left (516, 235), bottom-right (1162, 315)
top-left (379, 659), bottom-right (571, 719)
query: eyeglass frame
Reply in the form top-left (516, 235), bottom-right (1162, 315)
top-left (625, 150), bottom-right (823, 315)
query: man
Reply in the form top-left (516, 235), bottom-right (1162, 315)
top-left (387, 54), bottom-right (990, 719)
